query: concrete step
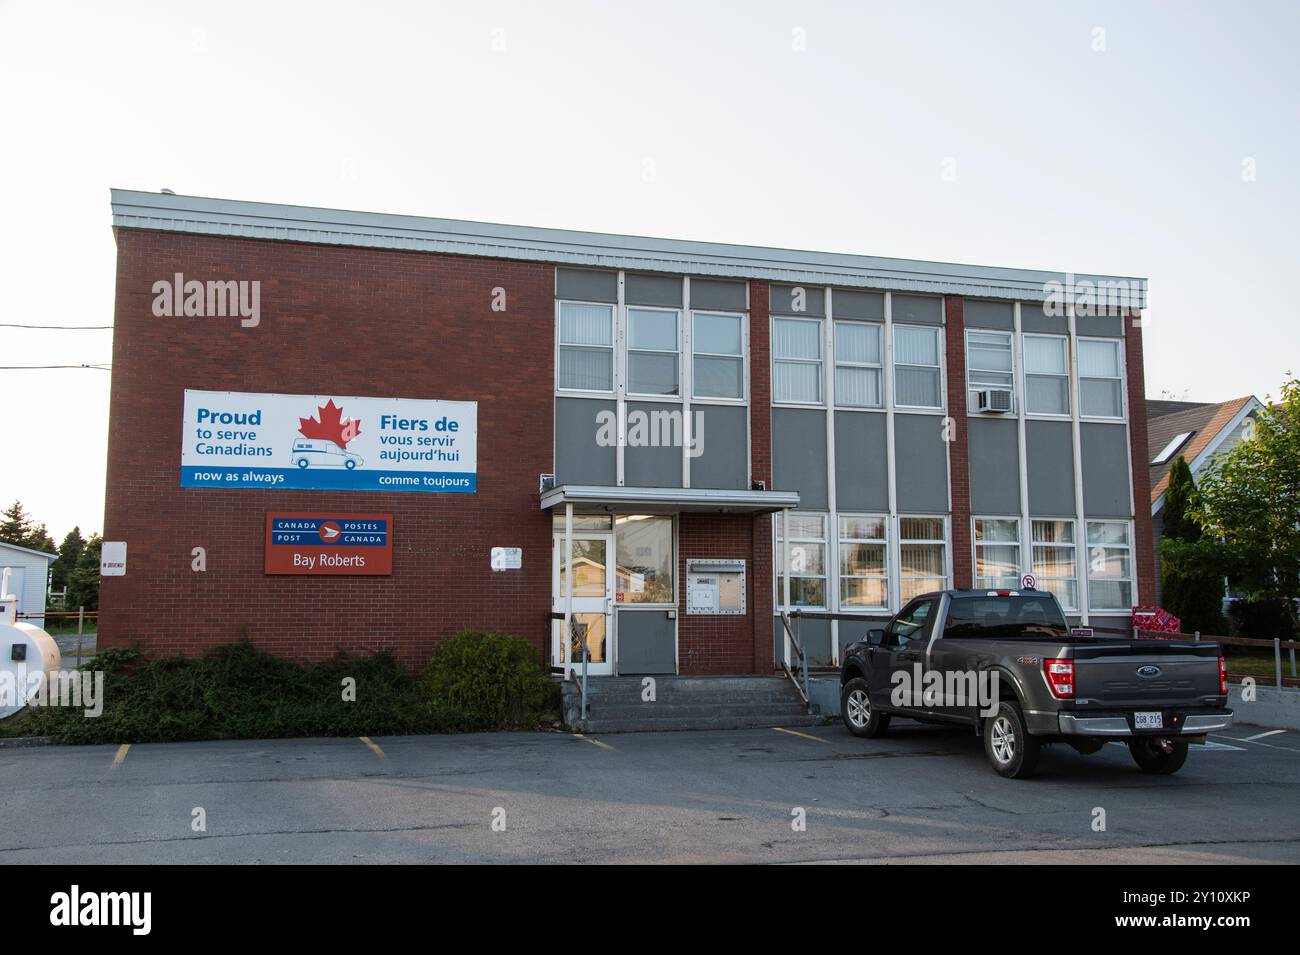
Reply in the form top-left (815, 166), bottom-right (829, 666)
top-left (584, 702), bottom-right (812, 721)
top-left (581, 713), bottom-right (824, 734)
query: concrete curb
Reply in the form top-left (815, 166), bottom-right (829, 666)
top-left (1228, 683), bottom-right (1300, 732)
top-left (0, 736), bottom-right (54, 748)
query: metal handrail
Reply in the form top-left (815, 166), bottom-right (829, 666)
top-left (778, 611), bottom-right (810, 710)
top-left (549, 611), bottom-right (592, 722)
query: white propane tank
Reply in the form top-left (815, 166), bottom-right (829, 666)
top-left (0, 574), bottom-right (62, 719)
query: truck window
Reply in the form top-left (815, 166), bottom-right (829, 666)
top-left (943, 594), bottom-right (1069, 640)
top-left (887, 598), bottom-right (935, 647)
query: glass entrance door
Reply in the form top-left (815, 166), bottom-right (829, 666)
top-left (552, 532), bottom-right (615, 676)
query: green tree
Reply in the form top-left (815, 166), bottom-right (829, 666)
top-left (51, 527), bottom-right (86, 599)
top-left (1193, 375), bottom-right (1300, 634)
top-left (0, 500), bottom-right (56, 554)
top-left (65, 534), bottom-right (102, 613)
top-left (1159, 457), bottom-right (1228, 634)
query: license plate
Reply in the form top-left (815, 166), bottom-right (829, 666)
top-left (1134, 711), bottom-right (1163, 730)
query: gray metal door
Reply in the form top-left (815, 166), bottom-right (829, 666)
top-left (616, 609), bottom-right (676, 674)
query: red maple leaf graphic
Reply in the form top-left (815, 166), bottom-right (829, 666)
top-left (298, 399), bottom-right (361, 447)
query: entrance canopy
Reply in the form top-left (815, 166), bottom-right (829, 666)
top-left (540, 484), bottom-right (800, 515)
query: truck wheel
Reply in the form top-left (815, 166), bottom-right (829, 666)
top-left (1127, 737), bottom-right (1188, 774)
top-left (841, 677), bottom-right (889, 738)
top-left (983, 701), bottom-right (1041, 778)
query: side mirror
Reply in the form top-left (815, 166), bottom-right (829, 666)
top-left (867, 629), bottom-right (885, 647)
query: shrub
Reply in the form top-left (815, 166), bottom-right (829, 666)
top-left (421, 630), bottom-right (558, 730)
top-left (1228, 599), bottom-right (1298, 640)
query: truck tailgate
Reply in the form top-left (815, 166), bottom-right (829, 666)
top-left (1071, 642), bottom-right (1222, 708)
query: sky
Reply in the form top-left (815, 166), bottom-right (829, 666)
top-left (1, 0), bottom-right (1297, 540)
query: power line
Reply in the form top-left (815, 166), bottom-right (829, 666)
top-left (0, 324), bottom-right (112, 330)
top-left (0, 364), bottom-right (111, 371)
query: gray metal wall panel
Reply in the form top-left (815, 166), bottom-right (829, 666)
top-left (690, 278), bottom-right (747, 311)
top-left (1025, 419), bottom-right (1077, 515)
top-left (832, 289), bottom-right (884, 321)
top-left (1081, 422), bottom-right (1133, 517)
top-left (965, 300), bottom-right (1014, 330)
top-left (772, 408), bottom-right (828, 509)
top-left (1020, 303), bottom-right (1069, 335)
top-left (770, 284), bottom-right (825, 316)
top-left (625, 273), bottom-right (683, 307)
top-left (617, 610), bottom-right (677, 674)
top-left (773, 616), bottom-right (834, 668)
top-left (1076, 314), bottom-right (1124, 337)
top-left (894, 413), bottom-right (949, 513)
top-left (555, 398), bottom-right (616, 486)
top-left (834, 411), bottom-right (889, 511)
top-left (892, 294), bottom-right (943, 325)
top-left (624, 402), bottom-right (686, 487)
top-left (968, 417), bottom-right (1021, 514)
top-left (556, 268), bottom-right (618, 303)
top-left (691, 404), bottom-right (749, 490)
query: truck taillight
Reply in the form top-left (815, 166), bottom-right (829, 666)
top-left (1219, 656), bottom-right (1227, 695)
top-left (1044, 658), bottom-right (1074, 699)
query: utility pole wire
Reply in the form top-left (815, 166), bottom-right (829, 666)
top-left (0, 324), bottom-right (113, 329)
top-left (0, 364), bottom-right (112, 370)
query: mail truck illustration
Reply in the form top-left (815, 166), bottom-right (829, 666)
top-left (290, 439), bottom-right (365, 470)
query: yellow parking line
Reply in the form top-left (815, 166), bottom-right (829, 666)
top-left (573, 733), bottom-right (613, 750)
top-left (112, 743), bottom-right (131, 766)
top-left (359, 736), bottom-right (386, 758)
top-left (773, 726), bottom-right (831, 744)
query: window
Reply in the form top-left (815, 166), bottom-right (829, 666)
top-left (693, 311), bottom-right (744, 399)
top-left (1023, 335), bottom-right (1069, 415)
top-left (1086, 521), bottom-right (1132, 610)
top-left (886, 598), bottom-right (935, 647)
top-left (1032, 520), bottom-right (1077, 610)
top-left (1079, 339), bottom-right (1123, 418)
top-left (776, 513), bottom-right (827, 607)
top-left (774, 317), bottom-right (822, 403)
top-left (899, 517), bottom-right (947, 600)
top-left (973, 518), bottom-right (1020, 590)
top-left (627, 308), bottom-right (679, 396)
top-left (1152, 432), bottom-right (1193, 465)
top-left (839, 515), bottom-right (888, 608)
top-left (943, 594), bottom-right (1069, 640)
top-left (834, 322), bottom-right (883, 407)
top-left (614, 515), bottom-right (674, 604)
top-left (967, 331), bottom-right (1013, 408)
top-left (893, 325), bottom-right (942, 408)
top-left (558, 302), bottom-right (614, 391)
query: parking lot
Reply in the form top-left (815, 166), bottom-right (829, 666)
top-left (3, 720), bottom-right (1298, 864)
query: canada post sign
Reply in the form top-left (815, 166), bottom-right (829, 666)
top-left (265, 513), bottom-right (393, 575)
top-left (181, 390), bottom-right (476, 493)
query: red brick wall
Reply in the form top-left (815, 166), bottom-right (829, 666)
top-left (747, 281), bottom-right (774, 673)
top-left (944, 296), bottom-right (973, 588)
top-left (676, 514), bottom-right (762, 674)
top-left (102, 230), bottom-right (556, 668)
top-left (1124, 312), bottom-right (1157, 605)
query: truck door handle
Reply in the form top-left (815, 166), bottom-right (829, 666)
top-left (897, 652), bottom-right (918, 662)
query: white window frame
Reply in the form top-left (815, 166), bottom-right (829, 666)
top-left (1022, 333), bottom-right (1071, 418)
top-left (898, 515), bottom-right (949, 601)
top-left (772, 316), bottom-right (824, 405)
top-left (1077, 337), bottom-right (1126, 421)
top-left (1085, 519), bottom-right (1133, 613)
top-left (837, 514), bottom-right (889, 611)
top-left (972, 516), bottom-right (1021, 590)
top-left (833, 320), bottom-right (884, 409)
top-left (965, 329), bottom-right (1015, 413)
top-left (1031, 518), bottom-right (1079, 612)
top-left (625, 305), bottom-right (682, 400)
top-left (691, 309), bottom-right (747, 404)
top-left (775, 511), bottom-right (828, 610)
top-left (892, 324), bottom-right (944, 411)
top-left (556, 300), bottom-right (616, 396)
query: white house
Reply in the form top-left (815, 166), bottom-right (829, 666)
top-left (0, 540), bottom-right (58, 628)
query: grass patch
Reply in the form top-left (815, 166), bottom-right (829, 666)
top-left (2, 637), bottom-right (560, 745)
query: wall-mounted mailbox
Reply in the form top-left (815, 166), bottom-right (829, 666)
top-left (686, 559), bottom-right (746, 615)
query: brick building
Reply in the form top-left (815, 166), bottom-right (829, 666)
top-left (102, 190), bottom-right (1153, 675)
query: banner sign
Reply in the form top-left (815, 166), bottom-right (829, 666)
top-left (265, 513), bottom-right (393, 575)
top-left (181, 390), bottom-right (476, 493)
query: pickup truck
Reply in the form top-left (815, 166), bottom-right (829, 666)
top-left (839, 589), bottom-right (1233, 778)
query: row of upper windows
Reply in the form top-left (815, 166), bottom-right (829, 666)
top-left (558, 300), bottom-right (1126, 421)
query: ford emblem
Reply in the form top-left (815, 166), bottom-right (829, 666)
top-left (1136, 664), bottom-right (1161, 678)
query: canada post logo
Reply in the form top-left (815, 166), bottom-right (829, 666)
top-left (265, 513), bottom-right (393, 575)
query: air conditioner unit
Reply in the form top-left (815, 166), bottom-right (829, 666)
top-left (539, 473), bottom-right (556, 493)
top-left (976, 388), bottom-right (1014, 413)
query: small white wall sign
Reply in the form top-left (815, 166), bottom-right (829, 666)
top-left (490, 547), bottom-right (522, 571)
top-left (101, 541), bottom-right (128, 577)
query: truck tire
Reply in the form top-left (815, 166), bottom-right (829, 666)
top-left (841, 677), bottom-right (890, 738)
top-left (983, 700), bottom-right (1041, 778)
top-left (1127, 737), bottom-right (1188, 774)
